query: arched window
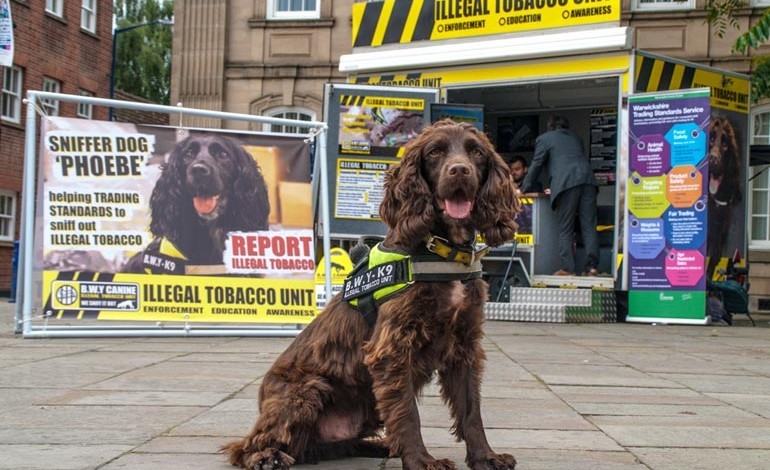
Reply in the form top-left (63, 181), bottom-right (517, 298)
top-left (750, 105), bottom-right (770, 247)
top-left (263, 108), bottom-right (315, 134)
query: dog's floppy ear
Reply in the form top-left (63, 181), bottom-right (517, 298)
top-left (228, 139), bottom-right (270, 230)
top-left (379, 138), bottom-right (434, 247)
top-left (149, 136), bottom-right (191, 240)
top-left (473, 140), bottom-right (519, 247)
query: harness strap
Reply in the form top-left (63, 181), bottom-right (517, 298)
top-left (411, 260), bottom-right (483, 281)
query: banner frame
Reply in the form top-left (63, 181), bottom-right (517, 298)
top-left (17, 91), bottom-right (331, 338)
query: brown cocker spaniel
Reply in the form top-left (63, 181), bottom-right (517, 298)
top-left (222, 120), bottom-right (520, 470)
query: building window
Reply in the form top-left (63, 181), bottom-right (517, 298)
top-left (41, 78), bottom-right (61, 116)
top-left (262, 108), bottom-right (315, 134)
top-left (750, 107), bottom-right (770, 247)
top-left (77, 90), bottom-right (93, 119)
top-left (81, 0), bottom-right (97, 33)
top-left (632, 0), bottom-right (694, 11)
top-left (0, 190), bottom-right (16, 243)
top-left (1, 66), bottom-right (22, 123)
top-left (46, 0), bottom-right (64, 17)
top-left (267, 0), bottom-right (320, 20)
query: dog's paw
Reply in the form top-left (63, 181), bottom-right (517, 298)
top-left (424, 458), bottom-right (457, 470)
top-left (469, 452), bottom-right (517, 470)
top-left (243, 447), bottom-right (295, 470)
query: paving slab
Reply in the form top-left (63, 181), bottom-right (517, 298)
top-left (526, 363), bottom-right (681, 388)
top-left (706, 392), bottom-right (770, 419)
top-left (651, 373), bottom-right (770, 395)
top-left (549, 385), bottom-right (723, 406)
top-left (85, 361), bottom-right (259, 392)
top-left (43, 389), bottom-right (230, 407)
top-left (629, 447), bottom-right (770, 470)
top-left (595, 425), bottom-right (770, 448)
top-left (0, 444), bottom-right (132, 470)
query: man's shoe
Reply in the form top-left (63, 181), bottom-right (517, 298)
top-left (553, 269), bottom-right (574, 276)
top-left (583, 268), bottom-right (599, 276)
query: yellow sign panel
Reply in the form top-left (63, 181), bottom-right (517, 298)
top-left (341, 95), bottom-right (425, 111)
top-left (353, 0), bottom-right (620, 47)
top-left (315, 247), bottom-right (354, 310)
top-left (352, 53), bottom-right (630, 90)
top-left (634, 54), bottom-right (749, 114)
top-left (43, 271), bottom-right (317, 324)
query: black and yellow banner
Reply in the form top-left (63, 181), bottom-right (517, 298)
top-left (352, 0), bottom-right (620, 47)
top-left (37, 117), bottom-right (316, 324)
top-left (43, 271), bottom-right (316, 323)
top-left (634, 53), bottom-right (749, 114)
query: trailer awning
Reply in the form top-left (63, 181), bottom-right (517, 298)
top-left (340, 26), bottom-right (633, 74)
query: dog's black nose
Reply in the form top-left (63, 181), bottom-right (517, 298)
top-left (448, 163), bottom-right (471, 176)
top-left (190, 163), bottom-right (210, 177)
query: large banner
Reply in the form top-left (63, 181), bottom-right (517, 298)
top-left (626, 89), bottom-right (710, 323)
top-left (352, 0), bottom-right (620, 47)
top-left (36, 118), bottom-right (316, 324)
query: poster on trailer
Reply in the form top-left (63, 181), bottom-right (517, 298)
top-left (36, 117), bottom-right (316, 324)
top-left (338, 94), bottom-right (426, 156)
top-left (626, 88), bottom-right (710, 323)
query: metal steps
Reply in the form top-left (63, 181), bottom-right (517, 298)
top-left (485, 287), bottom-right (617, 323)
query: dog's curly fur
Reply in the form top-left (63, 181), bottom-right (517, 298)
top-left (221, 120), bottom-right (519, 470)
top-left (124, 134), bottom-right (270, 270)
top-left (707, 115), bottom-right (742, 276)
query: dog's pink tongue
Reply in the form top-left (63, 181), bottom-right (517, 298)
top-left (193, 195), bottom-right (218, 214)
top-left (445, 198), bottom-right (472, 219)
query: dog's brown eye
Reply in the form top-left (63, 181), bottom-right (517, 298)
top-left (469, 148), bottom-right (483, 159)
top-left (210, 144), bottom-right (230, 160)
top-left (427, 148), bottom-right (443, 159)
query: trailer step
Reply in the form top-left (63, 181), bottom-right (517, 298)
top-left (485, 288), bottom-right (617, 323)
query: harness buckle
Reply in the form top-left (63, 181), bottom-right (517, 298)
top-left (425, 235), bottom-right (449, 255)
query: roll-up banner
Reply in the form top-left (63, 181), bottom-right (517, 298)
top-left (626, 89), bottom-right (710, 324)
top-left (37, 118), bottom-right (316, 324)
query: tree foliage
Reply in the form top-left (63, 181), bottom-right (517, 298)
top-left (705, 0), bottom-right (770, 101)
top-left (114, 0), bottom-right (174, 105)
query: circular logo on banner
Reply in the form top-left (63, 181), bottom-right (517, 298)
top-left (56, 285), bottom-right (78, 306)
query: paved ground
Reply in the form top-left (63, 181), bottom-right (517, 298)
top-left (2, 298), bottom-right (770, 470)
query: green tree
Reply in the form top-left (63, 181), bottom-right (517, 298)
top-left (706, 0), bottom-right (770, 101)
top-left (113, 0), bottom-right (174, 105)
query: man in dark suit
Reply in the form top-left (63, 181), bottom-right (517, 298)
top-left (520, 115), bottom-right (599, 276)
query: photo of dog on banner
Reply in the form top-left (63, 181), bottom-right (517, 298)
top-left (122, 133), bottom-right (272, 275)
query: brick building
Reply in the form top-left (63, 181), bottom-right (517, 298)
top-left (0, 0), bottom-right (113, 295)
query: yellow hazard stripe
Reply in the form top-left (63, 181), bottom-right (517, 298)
top-left (371, 0), bottom-right (395, 47)
top-left (402, 1), bottom-right (424, 43)
top-left (634, 53), bottom-right (749, 114)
